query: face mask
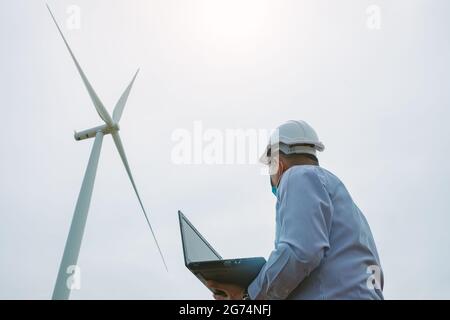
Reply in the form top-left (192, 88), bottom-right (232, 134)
top-left (269, 161), bottom-right (284, 197)
top-left (270, 177), bottom-right (277, 196)
top-left (271, 185), bottom-right (278, 196)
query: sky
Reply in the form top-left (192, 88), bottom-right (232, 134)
top-left (0, 0), bottom-right (449, 299)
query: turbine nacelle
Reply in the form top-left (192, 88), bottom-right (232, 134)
top-left (74, 123), bottom-right (120, 141)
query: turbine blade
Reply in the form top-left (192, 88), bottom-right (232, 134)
top-left (46, 4), bottom-right (113, 126)
top-left (53, 131), bottom-right (104, 300)
top-left (113, 69), bottom-right (140, 123)
top-left (111, 132), bottom-right (168, 271)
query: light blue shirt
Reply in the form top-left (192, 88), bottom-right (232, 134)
top-left (248, 165), bottom-right (384, 300)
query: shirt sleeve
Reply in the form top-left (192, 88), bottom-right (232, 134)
top-left (248, 167), bottom-right (333, 300)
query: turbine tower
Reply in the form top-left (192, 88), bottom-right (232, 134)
top-left (47, 5), bottom-right (167, 300)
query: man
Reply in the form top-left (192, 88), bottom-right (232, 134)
top-left (207, 120), bottom-right (384, 300)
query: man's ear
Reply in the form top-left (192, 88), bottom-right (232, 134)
top-left (278, 156), bottom-right (287, 173)
top-left (269, 156), bottom-right (280, 175)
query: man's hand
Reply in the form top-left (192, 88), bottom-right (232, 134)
top-left (206, 281), bottom-right (246, 300)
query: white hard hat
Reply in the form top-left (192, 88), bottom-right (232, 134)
top-left (260, 120), bottom-right (324, 165)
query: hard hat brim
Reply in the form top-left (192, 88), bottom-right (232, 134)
top-left (259, 142), bottom-right (324, 165)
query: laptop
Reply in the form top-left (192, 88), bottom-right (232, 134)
top-left (178, 210), bottom-right (266, 296)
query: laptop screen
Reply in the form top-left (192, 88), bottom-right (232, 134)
top-left (178, 211), bottom-right (222, 264)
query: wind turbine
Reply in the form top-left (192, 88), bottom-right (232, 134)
top-left (47, 5), bottom-right (167, 300)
